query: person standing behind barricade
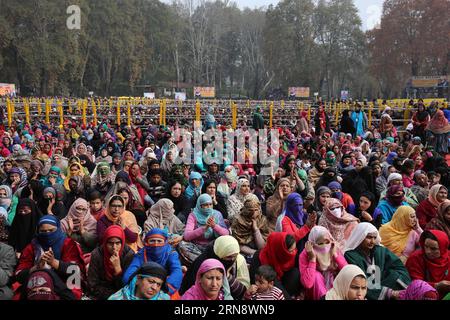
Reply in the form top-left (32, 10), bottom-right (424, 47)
top-left (314, 104), bottom-right (331, 136)
top-left (351, 103), bottom-right (368, 138)
top-left (252, 106), bottom-right (265, 130)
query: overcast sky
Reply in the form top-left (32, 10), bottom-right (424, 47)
top-left (163, 0), bottom-right (384, 30)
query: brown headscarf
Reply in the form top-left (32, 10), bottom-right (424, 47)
top-left (60, 198), bottom-right (97, 235)
top-left (426, 110), bottom-right (450, 134)
top-left (318, 198), bottom-right (359, 250)
top-left (143, 198), bottom-right (185, 235)
top-left (266, 178), bottom-right (291, 231)
top-left (231, 194), bottom-right (270, 245)
top-left (426, 200), bottom-right (450, 239)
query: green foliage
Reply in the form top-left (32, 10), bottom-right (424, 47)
top-left (0, 0), bottom-right (384, 99)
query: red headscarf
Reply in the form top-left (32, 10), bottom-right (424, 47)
top-left (103, 225), bottom-right (126, 281)
top-left (419, 230), bottom-right (449, 282)
top-left (259, 232), bottom-right (297, 280)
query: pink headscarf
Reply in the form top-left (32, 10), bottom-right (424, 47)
top-left (399, 280), bottom-right (438, 300)
top-left (181, 259), bottom-right (226, 300)
top-left (60, 198), bottom-right (97, 235)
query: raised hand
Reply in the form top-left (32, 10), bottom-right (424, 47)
top-left (305, 241), bottom-right (316, 262)
top-left (306, 211), bottom-right (317, 228)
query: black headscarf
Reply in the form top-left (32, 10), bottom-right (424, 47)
top-left (78, 154), bottom-right (95, 174)
top-left (115, 170), bottom-right (131, 185)
top-left (8, 198), bottom-right (42, 252)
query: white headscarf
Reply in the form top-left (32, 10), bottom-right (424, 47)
top-left (343, 222), bottom-right (381, 253)
top-left (325, 264), bottom-right (367, 300)
top-left (308, 226), bottom-right (336, 272)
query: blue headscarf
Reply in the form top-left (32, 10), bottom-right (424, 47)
top-left (111, 261), bottom-right (170, 300)
top-left (143, 228), bottom-right (172, 267)
top-left (328, 181), bottom-right (343, 201)
top-left (386, 152), bottom-right (397, 165)
top-left (36, 215), bottom-right (66, 260)
top-left (185, 172), bottom-right (204, 200)
top-left (193, 194), bottom-right (219, 239)
top-left (283, 193), bottom-right (305, 227)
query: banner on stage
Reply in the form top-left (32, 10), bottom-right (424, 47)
top-left (175, 92), bottom-right (187, 101)
top-left (288, 87), bottom-right (310, 98)
top-left (144, 92), bottom-right (156, 99)
top-left (411, 75), bottom-right (448, 88)
top-left (194, 87), bottom-right (215, 98)
top-left (0, 83), bottom-right (16, 96)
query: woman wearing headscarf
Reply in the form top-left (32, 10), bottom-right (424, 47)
top-left (344, 222), bottom-right (412, 300)
top-left (300, 226), bottom-right (348, 300)
top-left (341, 159), bottom-right (377, 207)
top-left (40, 186), bottom-right (68, 220)
top-left (217, 165), bottom-right (237, 197)
top-left (379, 172), bottom-right (419, 209)
top-left (201, 179), bottom-right (227, 219)
top-left (14, 215), bottom-right (86, 299)
top-left (406, 230), bottom-right (450, 299)
top-left (75, 143), bottom-right (88, 157)
top-left (163, 180), bottom-right (191, 223)
top-left (90, 162), bottom-right (115, 195)
top-left (318, 198), bottom-right (359, 250)
top-left (6, 167), bottom-right (28, 195)
top-left (109, 261), bottom-right (170, 300)
top-left (8, 198), bottom-right (42, 255)
top-left (180, 235), bottom-right (250, 300)
top-left (128, 162), bottom-right (151, 205)
top-left (144, 198), bottom-right (185, 244)
top-left (97, 195), bottom-right (142, 253)
top-left (339, 109), bottom-right (355, 136)
top-left (426, 200), bottom-right (450, 240)
top-left (314, 167), bottom-right (340, 192)
top-left (22, 268), bottom-right (77, 300)
top-left (266, 178), bottom-right (292, 231)
top-left (354, 191), bottom-right (377, 223)
top-left (123, 228), bottom-right (182, 297)
top-left (65, 175), bottom-right (86, 210)
top-left (328, 181), bottom-right (355, 215)
top-left (231, 195), bottom-right (269, 258)
top-left (181, 258), bottom-right (228, 300)
top-left (226, 178), bottom-right (253, 223)
top-left (313, 186), bottom-right (332, 218)
top-left (40, 166), bottom-right (64, 189)
top-left (160, 150), bottom-right (175, 181)
top-left (96, 147), bottom-right (113, 165)
top-left (425, 109), bottom-right (450, 154)
top-left (379, 206), bottom-right (423, 263)
top-left (60, 199), bottom-right (98, 254)
top-left (87, 225), bottom-right (135, 300)
top-left (415, 184), bottom-right (448, 229)
top-left (276, 193), bottom-right (316, 245)
top-left (412, 103), bottom-right (431, 142)
top-left (0, 185), bottom-right (13, 222)
top-left (106, 173), bottom-right (144, 208)
top-left (78, 154), bottom-right (96, 175)
top-left (308, 159), bottom-right (326, 189)
top-left (398, 279), bottom-right (439, 300)
top-left (314, 104), bottom-right (331, 136)
top-left (373, 185), bottom-right (410, 225)
top-left (249, 232), bottom-right (299, 298)
top-left (325, 264), bottom-right (367, 300)
top-left (63, 162), bottom-right (85, 191)
top-left (179, 194), bottom-right (229, 265)
top-left (338, 154), bottom-right (355, 179)
top-left (28, 159), bottom-right (44, 181)
top-left (184, 171), bottom-right (203, 203)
